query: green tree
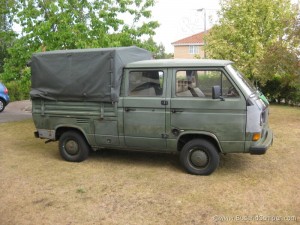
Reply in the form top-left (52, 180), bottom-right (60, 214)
top-left (259, 13), bottom-right (300, 104)
top-left (0, 0), bottom-right (16, 74)
top-left (205, 0), bottom-right (299, 104)
top-left (1, 0), bottom-right (159, 83)
top-left (140, 37), bottom-right (173, 59)
top-left (154, 43), bottom-right (174, 59)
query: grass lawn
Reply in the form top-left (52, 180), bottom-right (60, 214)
top-left (0, 105), bottom-right (299, 225)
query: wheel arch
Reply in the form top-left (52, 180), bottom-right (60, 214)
top-left (55, 125), bottom-right (89, 143)
top-left (0, 97), bottom-right (7, 104)
top-left (177, 132), bottom-right (223, 153)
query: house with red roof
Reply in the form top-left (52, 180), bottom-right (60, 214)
top-left (172, 30), bottom-right (207, 59)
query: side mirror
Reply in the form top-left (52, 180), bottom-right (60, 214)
top-left (212, 85), bottom-right (221, 99)
top-left (212, 85), bottom-right (224, 101)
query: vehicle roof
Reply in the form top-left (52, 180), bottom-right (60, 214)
top-left (125, 59), bottom-right (233, 68)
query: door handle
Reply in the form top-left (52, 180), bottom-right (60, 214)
top-left (171, 109), bottom-right (184, 113)
top-left (125, 107), bottom-right (136, 112)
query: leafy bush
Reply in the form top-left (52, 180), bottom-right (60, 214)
top-left (5, 68), bottom-right (31, 101)
top-left (262, 77), bottom-right (300, 105)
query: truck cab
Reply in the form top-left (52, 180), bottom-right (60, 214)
top-left (31, 48), bottom-right (273, 175)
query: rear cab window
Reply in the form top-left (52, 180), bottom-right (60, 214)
top-left (128, 70), bottom-right (164, 97)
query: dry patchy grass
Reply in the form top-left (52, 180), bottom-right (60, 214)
top-left (0, 105), bottom-right (299, 225)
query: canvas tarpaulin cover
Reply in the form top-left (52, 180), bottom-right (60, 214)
top-left (29, 46), bottom-right (152, 102)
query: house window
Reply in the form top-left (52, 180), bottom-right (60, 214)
top-left (189, 45), bottom-right (199, 54)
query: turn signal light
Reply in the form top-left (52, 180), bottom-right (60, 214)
top-left (252, 133), bottom-right (261, 141)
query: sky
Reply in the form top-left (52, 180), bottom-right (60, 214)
top-left (150, 0), bottom-right (299, 53)
top-left (151, 0), bottom-right (221, 53)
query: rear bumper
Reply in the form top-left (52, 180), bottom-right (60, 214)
top-left (6, 95), bottom-right (10, 105)
top-left (34, 129), bottom-right (56, 140)
top-left (249, 129), bottom-right (273, 155)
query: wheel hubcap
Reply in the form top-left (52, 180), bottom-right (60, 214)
top-left (65, 140), bottom-right (79, 155)
top-left (190, 149), bottom-right (208, 167)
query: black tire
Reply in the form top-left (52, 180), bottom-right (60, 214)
top-left (180, 139), bottom-right (220, 175)
top-left (59, 131), bottom-right (89, 162)
top-left (0, 99), bottom-right (5, 112)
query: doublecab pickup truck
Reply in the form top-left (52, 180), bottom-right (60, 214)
top-left (30, 47), bottom-right (273, 175)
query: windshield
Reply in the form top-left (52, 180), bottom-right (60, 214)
top-left (226, 64), bottom-right (256, 96)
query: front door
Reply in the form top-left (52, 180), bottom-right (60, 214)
top-left (123, 69), bottom-right (167, 150)
top-left (171, 68), bottom-right (247, 153)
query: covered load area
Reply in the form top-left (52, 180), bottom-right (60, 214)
top-left (29, 46), bottom-right (152, 102)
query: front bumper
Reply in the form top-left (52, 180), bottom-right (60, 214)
top-left (249, 129), bottom-right (273, 155)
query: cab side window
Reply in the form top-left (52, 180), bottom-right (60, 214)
top-left (128, 71), bottom-right (164, 97)
top-left (176, 70), bottom-right (239, 98)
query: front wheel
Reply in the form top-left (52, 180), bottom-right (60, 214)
top-left (180, 139), bottom-right (220, 175)
top-left (59, 131), bottom-right (89, 162)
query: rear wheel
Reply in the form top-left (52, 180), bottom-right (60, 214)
top-left (180, 139), bottom-right (220, 175)
top-left (0, 99), bottom-right (5, 112)
top-left (59, 131), bottom-right (89, 162)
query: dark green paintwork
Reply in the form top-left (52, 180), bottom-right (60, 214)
top-left (32, 59), bottom-right (272, 154)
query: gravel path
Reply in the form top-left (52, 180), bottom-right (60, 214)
top-left (0, 100), bottom-right (32, 123)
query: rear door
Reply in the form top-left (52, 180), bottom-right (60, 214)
top-left (123, 69), bottom-right (167, 150)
